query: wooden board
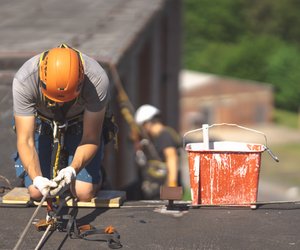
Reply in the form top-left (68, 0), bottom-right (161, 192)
top-left (64, 190), bottom-right (127, 208)
top-left (2, 187), bottom-right (126, 208)
top-left (2, 187), bottom-right (30, 204)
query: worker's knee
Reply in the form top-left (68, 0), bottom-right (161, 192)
top-left (28, 182), bottom-right (99, 202)
top-left (28, 185), bottom-right (43, 201)
top-left (75, 191), bottom-right (94, 202)
top-left (74, 181), bottom-right (99, 202)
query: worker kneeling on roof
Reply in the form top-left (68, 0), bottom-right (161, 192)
top-left (135, 104), bottom-right (181, 199)
top-left (12, 44), bottom-right (116, 201)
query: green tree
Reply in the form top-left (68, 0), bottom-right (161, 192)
top-left (184, 0), bottom-right (246, 43)
top-left (266, 45), bottom-right (300, 111)
top-left (183, 0), bottom-right (300, 111)
top-left (244, 0), bottom-right (300, 42)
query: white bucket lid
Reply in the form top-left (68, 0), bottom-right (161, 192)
top-left (185, 141), bottom-right (266, 153)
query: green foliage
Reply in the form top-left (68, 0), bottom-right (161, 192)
top-left (184, 0), bottom-right (246, 43)
top-left (266, 46), bottom-right (300, 110)
top-left (243, 0), bottom-right (300, 42)
top-left (183, 0), bottom-right (300, 111)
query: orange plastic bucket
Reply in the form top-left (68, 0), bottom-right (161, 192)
top-left (184, 124), bottom-right (278, 208)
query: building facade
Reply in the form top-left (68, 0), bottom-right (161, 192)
top-left (180, 70), bottom-right (274, 133)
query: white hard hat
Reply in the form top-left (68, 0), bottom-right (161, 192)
top-left (135, 104), bottom-right (161, 125)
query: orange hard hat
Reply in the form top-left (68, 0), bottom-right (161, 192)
top-left (39, 46), bottom-right (84, 103)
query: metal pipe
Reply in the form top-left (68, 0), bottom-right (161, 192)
top-left (13, 190), bottom-right (49, 250)
top-left (34, 224), bottom-right (52, 250)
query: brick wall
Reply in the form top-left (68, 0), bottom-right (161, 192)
top-left (180, 75), bottom-right (274, 133)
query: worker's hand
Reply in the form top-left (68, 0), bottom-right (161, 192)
top-left (33, 176), bottom-right (58, 197)
top-left (50, 166), bottom-right (76, 196)
top-left (53, 166), bottom-right (76, 185)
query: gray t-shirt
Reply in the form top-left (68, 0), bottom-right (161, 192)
top-left (12, 53), bottom-right (110, 119)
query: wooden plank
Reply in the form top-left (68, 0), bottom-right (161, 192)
top-left (64, 190), bottom-right (127, 208)
top-left (38, 190), bottom-right (127, 208)
top-left (2, 187), bottom-right (30, 204)
top-left (2, 187), bottom-right (126, 207)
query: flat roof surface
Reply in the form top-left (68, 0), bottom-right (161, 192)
top-left (0, 0), bottom-right (166, 63)
top-left (0, 200), bottom-right (300, 250)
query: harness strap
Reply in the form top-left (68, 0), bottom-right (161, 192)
top-left (65, 207), bottom-right (122, 249)
top-left (80, 228), bottom-right (122, 249)
top-left (36, 113), bottom-right (83, 134)
top-left (46, 122), bottom-right (63, 219)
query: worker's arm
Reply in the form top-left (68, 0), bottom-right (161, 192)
top-left (14, 115), bottom-right (57, 196)
top-left (14, 115), bottom-right (42, 179)
top-left (71, 107), bottom-right (106, 172)
top-left (163, 147), bottom-right (178, 187)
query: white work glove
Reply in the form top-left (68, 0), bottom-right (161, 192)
top-left (50, 166), bottom-right (76, 197)
top-left (33, 176), bottom-right (58, 197)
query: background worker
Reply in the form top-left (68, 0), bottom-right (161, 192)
top-left (12, 44), bottom-right (113, 202)
top-left (134, 104), bottom-right (181, 198)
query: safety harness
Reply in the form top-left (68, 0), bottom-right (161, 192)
top-left (65, 208), bottom-right (122, 249)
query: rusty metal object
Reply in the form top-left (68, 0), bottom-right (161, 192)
top-left (78, 224), bottom-right (93, 234)
top-left (104, 225), bottom-right (116, 234)
top-left (160, 186), bottom-right (183, 210)
top-left (160, 186), bottom-right (183, 201)
top-left (34, 218), bottom-right (56, 231)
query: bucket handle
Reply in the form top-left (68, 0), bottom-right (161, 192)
top-left (183, 123), bottom-right (279, 162)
